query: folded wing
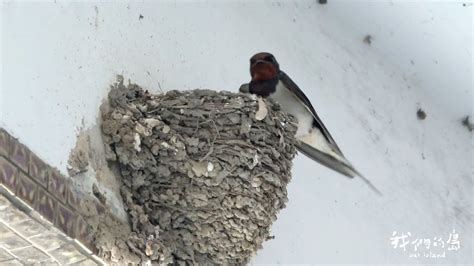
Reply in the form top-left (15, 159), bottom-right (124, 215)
top-left (279, 71), bottom-right (381, 195)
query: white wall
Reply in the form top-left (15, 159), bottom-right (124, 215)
top-left (1, 1), bottom-right (472, 264)
top-left (323, 0), bottom-right (472, 118)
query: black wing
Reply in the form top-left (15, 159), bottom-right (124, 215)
top-left (278, 71), bottom-right (343, 155)
top-left (297, 128), bottom-right (382, 194)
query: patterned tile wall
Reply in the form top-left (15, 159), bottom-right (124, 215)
top-left (0, 129), bottom-right (104, 265)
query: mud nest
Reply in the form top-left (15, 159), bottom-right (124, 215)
top-left (100, 79), bottom-right (298, 265)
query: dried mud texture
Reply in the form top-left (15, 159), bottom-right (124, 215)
top-left (101, 79), bottom-right (298, 265)
top-left (67, 132), bottom-right (90, 176)
top-left (67, 127), bottom-right (139, 263)
top-left (77, 195), bottom-right (140, 264)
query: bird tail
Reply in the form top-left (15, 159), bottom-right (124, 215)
top-left (296, 141), bottom-right (382, 196)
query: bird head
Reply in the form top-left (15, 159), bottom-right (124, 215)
top-left (249, 52), bottom-right (280, 82)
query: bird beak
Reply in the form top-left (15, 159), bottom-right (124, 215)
top-left (251, 60), bottom-right (269, 80)
top-left (252, 60), bottom-right (266, 68)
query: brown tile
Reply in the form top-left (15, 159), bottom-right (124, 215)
top-left (9, 246), bottom-right (50, 264)
top-left (28, 232), bottom-right (68, 251)
top-left (55, 203), bottom-right (76, 238)
top-left (9, 139), bottom-right (29, 172)
top-left (0, 129), bottom-right (11, 157)
top-left (49, 244), bottom-right (87, 264)
top-left (16, 171), bottom-right (37, 207)
top-left (0, 157), bottom-right (18, 192)
top-left (48, 169), bottom-right (68, 203)
top-left (75, 215), bottom-right (96, 254)
top-left (35, 187), bottom-right (56, 223)
top-left (0, 247), bottom-right (14, 261)
top-left (0, 231), bottom-right (30, 250)
top-left (28, 153), bottom-right (50, 187)
top-left (0, 205), bottom-right (29, 225)
top-left (67, 185), bottom-right (85, 211)
top-left (12, 219), bottom-right (46, 238)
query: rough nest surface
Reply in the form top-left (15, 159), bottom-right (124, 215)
top-left (101, 79), bottom-right (298, 265)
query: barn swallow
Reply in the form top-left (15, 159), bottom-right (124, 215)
top-left (240, 52), bottom-right (380, 195)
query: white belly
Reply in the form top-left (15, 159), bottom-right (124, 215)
top-left (270, 81), bottom-right (314, 137)
top-left (270, 81), bottom-right (346, 161)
